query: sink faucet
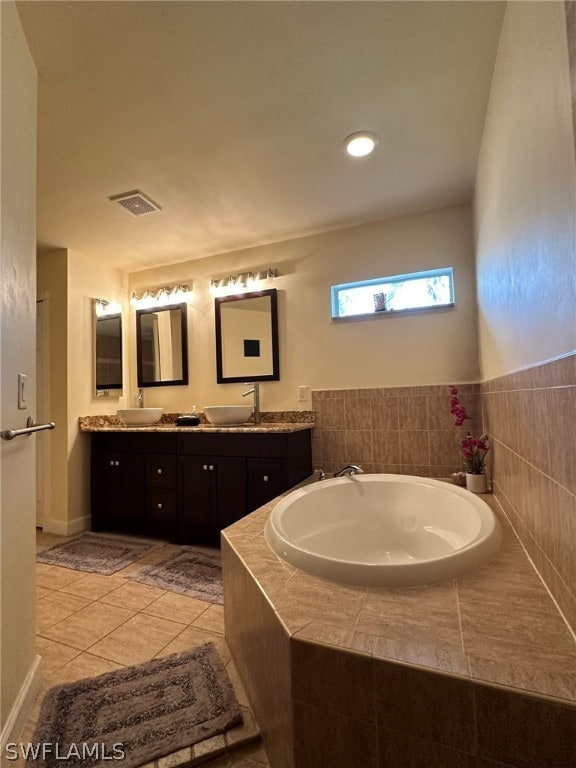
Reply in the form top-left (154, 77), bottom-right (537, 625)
top-left (242, 382), bottom-right (260, 424)
top-left (334, 464), bottom-right (364, 477)
top-left (137, 389), bottom-right (144, 408)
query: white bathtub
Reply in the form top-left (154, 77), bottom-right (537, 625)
top-left (265, 474), bottom-right (501, 587)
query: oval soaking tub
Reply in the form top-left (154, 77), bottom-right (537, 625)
top-left (265, 474), bottom-right (501, 587)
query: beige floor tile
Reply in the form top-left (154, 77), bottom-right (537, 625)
top-left (142, 591), bottom-right (210, 624)
top-left (36, 586), bottom-right (55, 601)
top-left (192, 603), bottom-right (224, 634)
top-left (36, 637), bottom-right (81, 676)
top-left (35, 563), bottom-right (86, 590)
top-left (88, 612), bottom-right (187, 665)
top-left (39, 602), bottom-right (134, 650)
top-left (59, 573), bottom-right (128, 600)
top-left (36, 592), bottom-right (91, 632)
top-left (45, 652), bottom-right (125, 686)
top-left (158, 625), bottom-right (232, 664)
top-left (99, 581), bottom-right (166, 611)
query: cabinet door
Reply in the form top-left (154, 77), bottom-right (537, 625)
top-left (247, 457), bottom-right (287, 508)
top-left (91, 452), bottom-right (123, 527)
top-left (179, 456), bottom-right (214, 528)
top-left (91, 452), bottom-right (146, 530)
top-left (214, 456), bottom-right (247, 529)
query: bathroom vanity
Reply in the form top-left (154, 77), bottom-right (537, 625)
top-left (85, 419), bottom-right (313, 543)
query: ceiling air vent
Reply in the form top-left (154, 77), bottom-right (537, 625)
top-left (109, 190), bottom-right (161, 216)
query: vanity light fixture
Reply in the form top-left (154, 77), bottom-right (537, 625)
top-left (343, 131), bottom-right (379, 157)
top-left (95, 298), bottom-right (122, 317)
top-left (210, 267), bottom-right (278, 296)
top-left (130, 282), bottom-right (192, 309)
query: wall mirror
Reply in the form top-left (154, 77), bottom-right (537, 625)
top-left (95, 312), bottom-right (123, 391)
top-left (215, 288), bottom-right (279, 383)
top-left (136, 303), bottom-right (189, 387)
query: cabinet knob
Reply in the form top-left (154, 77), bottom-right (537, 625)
top-left (115, 461), bottom-right (120, 467)
top-left (109, 460), bottom-right (114, 467)
top-left (157, 468), bottom-right (162, 474)
top-left (203, 464), bottom-right (208, 470)
top-left (157, 503), bottom-right (163, 509)
top-left (263, 475), bottom-right (269, 482)
top-left (209, 464), bottom-right (214, 471)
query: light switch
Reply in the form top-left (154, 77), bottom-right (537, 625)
top-left (18, 373), bottom-right (27, 409)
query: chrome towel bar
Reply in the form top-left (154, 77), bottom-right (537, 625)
top-left (1, 417), bottom-right (55, 441)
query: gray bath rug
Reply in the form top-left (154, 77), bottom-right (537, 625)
top-left (129, 547), bottom-right (223, 604)
top-left (36, 532), bottom-right (162, 575)
top-left (27, 643), bottom-right (243, 768)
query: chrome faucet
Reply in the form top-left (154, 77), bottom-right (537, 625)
top-left (137, 389), bottom-right (144, 408)
top-left (334, 464), bottom-right (364, 477)
top-left (242, 382), bottom-right (260, 424)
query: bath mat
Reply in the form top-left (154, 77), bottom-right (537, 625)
top-left (129, 547), bottom-right (223, 604)
top-left (27, 643), bottom-right (243, 768)
top-left (36, 532), bottom-right (162, 575)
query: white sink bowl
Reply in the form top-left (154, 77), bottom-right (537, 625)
top-left (203, 405), bottom-right (253, 426)
top-left (117, 408), bottom-right (164, 426)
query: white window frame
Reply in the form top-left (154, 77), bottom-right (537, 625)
top-left (330, 267), bottom-right (455, 320)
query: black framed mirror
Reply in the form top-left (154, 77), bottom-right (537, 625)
top-left (95, 313), bottom-right (123, 390)
top-left (215, 288), bottom-right (279, 383)
top-left (136, 303), bottom-right (189, 387)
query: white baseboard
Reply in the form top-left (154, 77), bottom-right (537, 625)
top-left (0, 655), bottom-right (42, 766)
top-left (42, 515), bottom-right (90, 536)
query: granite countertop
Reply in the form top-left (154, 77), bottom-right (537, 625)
top-left (78, 411), bottom-right (315, 434)
top-left (223, 482), bottom-right (576, 707)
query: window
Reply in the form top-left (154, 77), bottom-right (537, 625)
top-left (331, 267), bottom-right (454, 319)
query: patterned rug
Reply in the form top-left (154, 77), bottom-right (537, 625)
top-left (129, 547), bottom-right (223, 604)
top-left (36, 533), bottom-right (162, 575)
top-left (28, 643), bottom-right (242, 768)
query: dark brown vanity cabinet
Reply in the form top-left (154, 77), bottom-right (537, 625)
top-left (91, 428), bottom-right (312, 543)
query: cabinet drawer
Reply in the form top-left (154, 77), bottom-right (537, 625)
top-left (148, 490), bottom-right (177, 534)
top-left (247, 458), bottom-right (287, 499)
top-left (147, 455), bottom-right (177, 488)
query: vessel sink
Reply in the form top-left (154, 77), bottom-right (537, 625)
top-left (203, 405), bottom-right (253, 426)
top-left (117, 408), bottom-right (164, 426)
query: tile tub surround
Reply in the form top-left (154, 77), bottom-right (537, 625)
top-left (222, 494), bottom-right (576, 768)
top-left (311, 384), bottom-right (482, 477)
top-left (481, 353), bottom-right (576, 633)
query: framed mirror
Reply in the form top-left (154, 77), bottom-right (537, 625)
top-left (215, 288), bottom-right (279, 383)
top-left (136, 303), bottom-right (189, 387)
top-left (95, 313), bottom-right (123, 391)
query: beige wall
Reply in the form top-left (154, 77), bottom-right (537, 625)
top-left (37, 248), bottom-right (128, 533)
top-left (0, 1), bottom-right (38, 734)
top-left (130, 204), bottom-right (479, 413)
top-left (475, 1), bottom-right (576, 380)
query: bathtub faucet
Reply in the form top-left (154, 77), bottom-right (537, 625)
top-left (334, 464), bottom-right (364, 477)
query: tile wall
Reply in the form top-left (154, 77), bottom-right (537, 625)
top-left (311, 384), bottom-right (482, 477)
top-left (482, 352), bottom-right (576, 632)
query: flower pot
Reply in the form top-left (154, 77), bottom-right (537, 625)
top-left (466, 472), bottom-right (487, 494)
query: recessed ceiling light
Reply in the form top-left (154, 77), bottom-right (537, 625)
top-left (343, 132), bottom-right (378, 157)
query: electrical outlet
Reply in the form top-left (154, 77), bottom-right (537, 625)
top-left (298, 385), bottom-right (309, 402)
